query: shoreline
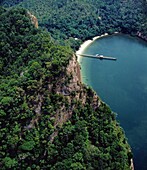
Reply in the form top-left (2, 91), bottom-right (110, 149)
top-left (76, 32), bottom-right (135, 170)
top-left (76, 33), bottom-right (109, 62)
top-left (76, 31), bottom-right (147, 68)
top-left (76, 32), bottom-right (118, 83)
top-left (76, 32), bottom-right (119, 63)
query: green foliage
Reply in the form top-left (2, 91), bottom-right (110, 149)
top-left (0, 0), bottom-right (24, 7)
top-left (21, 140), bottom-right (36, 151)
top-left (0, 96), bottom-right (13, 106)
top-left (1, 0), bottom-right (146, 49)
top-left (3, 157), bottom-right (17, 169)
top-left (0, 4), bottom-right (134, 170)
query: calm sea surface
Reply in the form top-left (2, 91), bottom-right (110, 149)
top-left (79, 34), bottom-right (147, 170)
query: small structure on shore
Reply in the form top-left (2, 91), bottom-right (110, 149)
top-left (77, 53), bottom-right (117, 61)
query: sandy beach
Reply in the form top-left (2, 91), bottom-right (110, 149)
top-left (75, 33), bottom-right (111, 83)
top-left (76, 32), bottom-right (119, 83)
top-left (76, 33), bottom-right (110, 63)
top-left (76, 32), bottom-right (120, 61)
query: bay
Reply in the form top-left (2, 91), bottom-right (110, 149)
top-left (79, 34), bottom-right (147, 170)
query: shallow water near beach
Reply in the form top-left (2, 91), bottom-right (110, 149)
top-left (79, 34), bottom-right (147, 170)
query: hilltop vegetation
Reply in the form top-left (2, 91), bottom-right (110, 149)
top-left (1, 0), bottom-right (147, 49)
top-left (0, 7), bottom-right (133, 170)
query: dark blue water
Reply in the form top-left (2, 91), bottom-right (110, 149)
top-left (79, 34), bottom-right (147, 170)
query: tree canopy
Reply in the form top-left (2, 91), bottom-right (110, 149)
top-left (1, 0), bottom-right (146, 49)
top-left (0, 7), bottom-right (133, 169)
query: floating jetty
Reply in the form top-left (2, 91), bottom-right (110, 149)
top-left (77, 53), bottom-right (117, 61)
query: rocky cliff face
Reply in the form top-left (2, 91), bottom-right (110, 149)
top-left (27, 11), bottom-right (38, 28)
top-left (65, 55), bottom-right (101, 107)
top-left (47, 54), bottom-right (133, 169)
top-left (48, 54), bottom-right (101, 142)
top-left (69, 55), bottom-right (134, 170)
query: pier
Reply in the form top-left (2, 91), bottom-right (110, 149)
top-left (77, 53), bottom-right (117, 61)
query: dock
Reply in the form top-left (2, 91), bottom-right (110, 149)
top-left (77, 53), bottom-right (117, 61)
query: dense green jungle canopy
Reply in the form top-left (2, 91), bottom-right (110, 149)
top-left (0, 0), bottom-right (147, 169)
top-left (1, 0), bottom-right (147, 49)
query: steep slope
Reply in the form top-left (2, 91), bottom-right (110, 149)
top-left (0, 8), bottom-right (132, 170)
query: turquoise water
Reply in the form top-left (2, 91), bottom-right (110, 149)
top-left (79, 34), bottom-right (147, 170)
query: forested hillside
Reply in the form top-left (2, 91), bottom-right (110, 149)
top-left (1, 0), bottom-right (147, 49)
top-left (0, 7), bottom-right (133, 170)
